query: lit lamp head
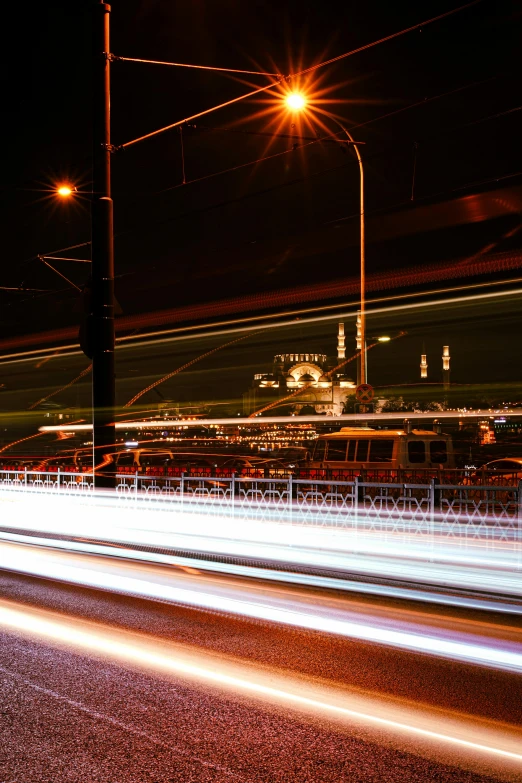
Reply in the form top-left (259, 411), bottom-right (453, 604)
top-left (285, 92), bottom-right (307, 111)
top-left (56, 185), bottom-right (74, 197)
top-left (377, 336), bottom-right (391, 342)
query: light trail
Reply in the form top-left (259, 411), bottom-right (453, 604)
top-left (0, 498), bottom-right (520, 673)
top-left (28, 363), bottom-right (92, 410)
top-left (3, 527), bottom-right (518, 614)
top-left (0, 598), bottom-right (521, 780)
top-left (38, 408), bottom-right (522, 432)
top-left (124, 331), bottom-right (260, 407)
top-left (0, 276), bottom-right (521, 365)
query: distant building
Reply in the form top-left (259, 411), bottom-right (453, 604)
top-left (243, 325), bottom-right (356, 416)
top-left (442, 345), bottom-right (451, 390)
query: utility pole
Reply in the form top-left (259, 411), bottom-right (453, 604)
top-left (91, 1), bottom-right (116, 488)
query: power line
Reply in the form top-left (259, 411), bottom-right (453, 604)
top-left (112, 55), bottom-right (280, 78)
top-left (120, 0), bottom-right (482, 150)
top-left (346, 77), bottom-right (496, 134)
top-left (290, 0), bottom-right (482, 78)
top-left (0, 286), bottom-right (54, 293)
top-left (115, 74), bottom-right (497, 214)
top-left (41, 256), bottom-right (91, 263)
top-left (121, 80), bottom-right (283, 149)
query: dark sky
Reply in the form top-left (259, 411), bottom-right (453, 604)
top-left (1, 0), bottom-right (522, 378)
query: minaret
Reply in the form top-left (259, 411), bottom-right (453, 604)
top-left (337, 323), bottom-right (346, 360)
top-left (442, 345), bottom-right (450, 390)
top-left (420, 354), bottom-right (428, 379)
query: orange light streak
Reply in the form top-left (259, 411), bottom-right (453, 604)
top-left (124, 332), bottom-right (261, 407)
top-left (0, 250), bottom-right (519, 355)
top-left (0, 597), bottom-right (521, 780)
top-left (28, 364), bottom-right (92, 410)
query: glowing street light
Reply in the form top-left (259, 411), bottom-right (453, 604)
top-left (285, 92), bottom-right (307, 111)
top-left (281, 91), bottom-right (367, 387)
top-left (56, 185), bottom-right (74, 197)
top-left (377, 336), bottom-right (391, 343)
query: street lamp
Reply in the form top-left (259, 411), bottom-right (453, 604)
top-left (284, 92), bottom-right (367, 387)
top-left (56, 185), bottom-right (74, 197)
top-left (285, 92), bottom-right (306, 111)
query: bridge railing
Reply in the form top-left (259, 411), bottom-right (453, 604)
top-left (1, 468), bottom-right (521, 538)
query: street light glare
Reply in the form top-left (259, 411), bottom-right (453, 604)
top-left (286, 92), bottom-right (306, 111)
top-left (378, 336), bottom-right (391, 342)
top-left (57, 185), bottom-right (73, 197)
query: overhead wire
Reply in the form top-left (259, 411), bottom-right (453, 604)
top-left (290, 0), bottom-right (482, 78)
top-left (8, 4), bottom-right (495, 274)
top-left (121, 81), bottom-right (283, 149)
top-left (119, 75), bottom-right (500, 207)
top-left (39, 257), bottom-right (81, 292)
top-left (6, 0), bottom-right (507, 313)
top-left (112, 55), bottom-right (280, 77)
top-left (119, 0), bottom-right (482, 150)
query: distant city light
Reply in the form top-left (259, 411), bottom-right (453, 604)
top-left (285, 92), bottom-right (306, 111)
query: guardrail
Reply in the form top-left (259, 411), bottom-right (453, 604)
top-left (1, 469), bottom-right (521, 538)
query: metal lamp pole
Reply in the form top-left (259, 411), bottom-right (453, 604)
top-left (330, 119), bottom-right (366, 387)
top-left (91, 0), bottom-right (116, 488)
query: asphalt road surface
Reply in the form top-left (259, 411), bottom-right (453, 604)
top-left (1, 563), bottom-right (521, 783)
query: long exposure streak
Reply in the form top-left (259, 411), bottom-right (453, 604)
top-left (0, 600), bottom-right (521, 780)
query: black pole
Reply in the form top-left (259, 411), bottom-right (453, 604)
top-left (91, 1), bottom-right (115, 488)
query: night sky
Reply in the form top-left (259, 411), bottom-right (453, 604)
top-left (2, 0), bottom-right (522, 388)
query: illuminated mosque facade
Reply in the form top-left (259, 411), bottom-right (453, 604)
top-left (242, 325), bottom-right (356, 416)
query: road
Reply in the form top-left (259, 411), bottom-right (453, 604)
top-left (1, 544), bottom-right (521, 782)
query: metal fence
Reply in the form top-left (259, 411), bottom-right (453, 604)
top-left (1, 468), bottom-right (521, 539)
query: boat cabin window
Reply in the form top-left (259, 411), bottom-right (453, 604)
top-left (407, 441), bottom-right (426, 464)
top-left (355, 439), bottom-right (369, 461)
top-left (326, 440), bottom-right (348, 461)
top-left (430, 440), bottom-right (447, 464)
top-left (314, 440), bottom-right (326, 461)
top-left (368, 439), bottom-right (394, 462)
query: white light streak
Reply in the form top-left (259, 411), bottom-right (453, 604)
top-left (0, 534), bottom-right (521, 674)
top-left (37, 408), bottom-right (522, 431)
top-left (1, 279), bottom-right (521, 367)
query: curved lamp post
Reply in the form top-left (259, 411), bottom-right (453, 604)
top-left (284, 93), bottom-right (366, 386)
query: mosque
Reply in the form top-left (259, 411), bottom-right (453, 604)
top-left (242, 325), bottom-right (356, 416)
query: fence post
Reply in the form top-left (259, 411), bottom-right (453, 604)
top-left (57, 468), bottom-right (61, 491)
top-left (355, 475), bottom-right (365, 506)
top-left (134, 471), bottom-right (138, 499)
top-left (518, 480), bottom-right (522, 569)
top-left (24, 467), bottom-right (28, 488)
top-left (354, 475), bottom-right (359, 511)
top-left (230, 472), bottom-right (235, 509)
top-left (290, 473), bottom-right (299, 500)
top-left (429, 478), bottom-right (441, 562)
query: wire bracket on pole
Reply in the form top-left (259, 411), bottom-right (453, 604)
top-left (101, 143), bottom-right (123, 154)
